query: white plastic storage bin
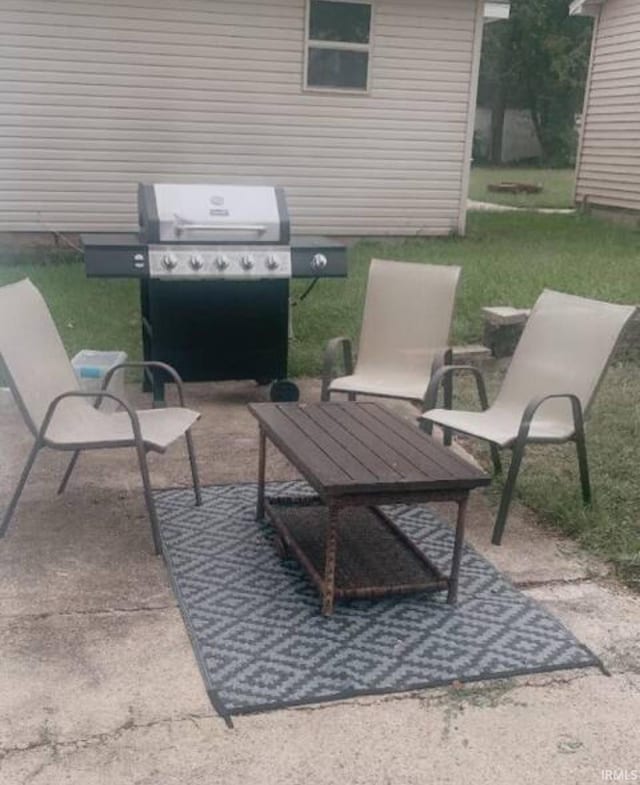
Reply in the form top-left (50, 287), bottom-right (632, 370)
top-left (71, 350), bottom-right (127, 413)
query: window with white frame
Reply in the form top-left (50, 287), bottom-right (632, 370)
top-left (305, 0), bottom-right (373, 91)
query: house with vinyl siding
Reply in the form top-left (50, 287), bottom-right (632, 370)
top-left (0, 0), bottom-right (507, 241)
top-left (571, 0), bottom-right (640, 221)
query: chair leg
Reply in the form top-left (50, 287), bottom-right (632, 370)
top-left (348, 392), bottom-right (356, 402)
top-left (575, 431), bottom-right (592, 506)
top-left (420, 418), bottom-right (434, 435)
top-left (443, 370), bottom-right (453, 447)
top-left (134, 440), bottom-right (162, 555)
top-left (489, 443), bottom-right (503, 475)
top-left (185, 430), bottom-right (202, 507)
top-left (57, 450), bottom-right (81, 494)
top-left (492, 440), bottom-right (527, 546)
top-left (0, 441), bottom-right (40, 538)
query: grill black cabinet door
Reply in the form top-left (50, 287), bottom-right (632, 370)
top-left (140, 279), bottom-right (290, 395)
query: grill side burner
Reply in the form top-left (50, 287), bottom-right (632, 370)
top-left (82, 183), bottom-right (347, 402)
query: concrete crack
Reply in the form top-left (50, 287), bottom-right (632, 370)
top-left (0, 604), bottom-right (177, 621)
top-left (0, 712), bottom-right (215, 763)
top-left (514, 575), bottom-right (605, 590)
top-left (517, 671), bottom-right (591, 689)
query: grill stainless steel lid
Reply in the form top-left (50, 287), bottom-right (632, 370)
top-left (138, 183), bottom-right (291, 281)
top-left (139, 183), bottom-right (289, 245)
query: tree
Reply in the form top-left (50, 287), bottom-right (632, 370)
top-left (478, 0), bottom-right (594, 166)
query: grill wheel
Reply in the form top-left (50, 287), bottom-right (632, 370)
top-left (270, 380), bottom-right (300, 402)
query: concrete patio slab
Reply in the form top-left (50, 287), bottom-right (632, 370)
top-left (0, 379), bottom-right (638, 784)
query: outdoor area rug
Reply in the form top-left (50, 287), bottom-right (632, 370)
top-left (155, 481), bottom-right (601, 722)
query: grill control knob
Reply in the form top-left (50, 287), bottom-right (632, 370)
top-left (241, 254), bottom-right (255, 271)
top-left (189, 253), bottom-right (204, 271)
top-left (265, 254), bottom-right (280, 271)
top-left (162, 252), bottom-right (178, 271)
top-left (215, 254), bottom-right (230, 271)
top-left (311, 254), bottom-right (328, 272)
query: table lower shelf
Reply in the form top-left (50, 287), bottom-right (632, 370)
top-left (265, 495), bottom-right (449, 601)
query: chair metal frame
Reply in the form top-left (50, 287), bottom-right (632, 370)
top-left (422, 366), bottom-right (591, 545)
top-left (0, 359), bottom-right (201, 555)
top-left (320, 259), bottom-right (460, 446)
top-left (420, 289), bottom-right (636, 545)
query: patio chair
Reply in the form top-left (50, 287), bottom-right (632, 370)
top-left (321, 259), bottom-right (461, 437)
top-left (0, 278), bottom-right (202, 555)
top-left (421, 289), bottom-right (635, 545)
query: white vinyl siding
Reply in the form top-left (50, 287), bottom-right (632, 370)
top-left (0, 0), bottom-right (480, 235)
top-left (575, 0), bottom-right (640, 213)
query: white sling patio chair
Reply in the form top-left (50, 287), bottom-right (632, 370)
top-left (421, 289), bottom-right (635, 546)
top-left (321, 259), bottom-right (461, 439)
top-left (0, 279), bottom-right (202, 554)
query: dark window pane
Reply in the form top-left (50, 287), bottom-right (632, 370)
top-left (309, 1), bottom-right (371, 44)
top-left (307, 48), bottom-right (369, 89)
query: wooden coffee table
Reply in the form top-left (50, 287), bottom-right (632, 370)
top-left (248, 402), bottom-right (490, 615)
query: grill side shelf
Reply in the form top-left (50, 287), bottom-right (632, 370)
top-left (82, 234), bottom-right (149, 278)
top-left (291, 236), bottom-right (347, 279)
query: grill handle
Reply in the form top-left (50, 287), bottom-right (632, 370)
top-left (174, 224), bottom-right (268, 236)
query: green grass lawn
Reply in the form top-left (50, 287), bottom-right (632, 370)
top-left (469, 167), bottom-right (576, 209)
top-left (1, 210), bottom-right (639, 586)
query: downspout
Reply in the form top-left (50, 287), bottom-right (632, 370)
top-left (457, 0), bottom-right (486, 235)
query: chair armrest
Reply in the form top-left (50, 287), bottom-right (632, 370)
top-left (101, 361), bottom-right (186, 407)
top-left (422, 364), bottom-right (490, 415)
top-left (516, 393), bottom-right (585, 443)
top-left (428, 348), bottom-right (454, 412)
top-left (38, 390), bottom-right (144, 448)
top-left (321, 337), bottom-right (354, 402)
top-left (429, 348), bottom-right (453, 378)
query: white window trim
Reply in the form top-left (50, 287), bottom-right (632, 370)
top-left (303, 0), bottom-right (374, 95)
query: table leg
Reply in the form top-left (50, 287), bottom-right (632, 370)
top-left (447, 494), bottom-right (469, 605)
top-left (322, 505), bottom-right (339, 616)
top-left (256, 427), bottom-right (267, 521)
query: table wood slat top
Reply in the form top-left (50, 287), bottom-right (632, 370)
top-left (249, 402), bottom-right (490, 496)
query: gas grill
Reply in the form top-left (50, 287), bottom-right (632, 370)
top-left (83, 183), bottom-right (347, 401)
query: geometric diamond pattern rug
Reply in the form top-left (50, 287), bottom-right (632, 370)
top-left (155, 482), bottom-right (601, 721)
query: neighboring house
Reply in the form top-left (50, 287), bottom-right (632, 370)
top-left (0, 0), bottom-right (507, 240)
top-left (571, 0), bottom-right (640, 220)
